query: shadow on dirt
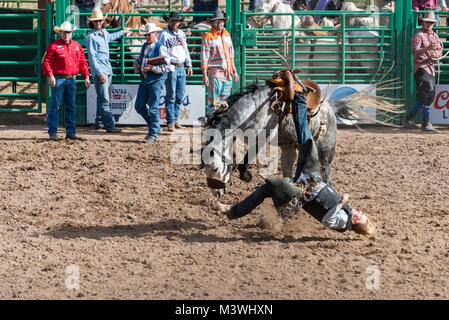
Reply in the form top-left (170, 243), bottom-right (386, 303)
top-left (43, 218), bottom-right (357, 244)
top-left (0, 112), bottom-right (46, 126)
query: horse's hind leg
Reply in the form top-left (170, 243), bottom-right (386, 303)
top-left (317, 145), bottom-right (335, 184)
top-left (280, 144), bottom-right (297, 178)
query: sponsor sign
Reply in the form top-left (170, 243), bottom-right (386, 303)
top-left (87, 84), bottom-right (205, 126)
top-left (431, 85), bottom-right (449, 124)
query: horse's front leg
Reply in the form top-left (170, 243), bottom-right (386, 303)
top-left (280, 144), bottom-right (297, 178)
top-left (237, 162), bottom-right (252, 182)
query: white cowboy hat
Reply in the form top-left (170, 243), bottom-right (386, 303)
top-left (54, 21), bottom-right (77, 33)
top-left (88, 9), bottom-right (106, 22)
top-left (422, 11), bottom-right (437, 23)
top-left (139, 22), bottom-right (163, 35)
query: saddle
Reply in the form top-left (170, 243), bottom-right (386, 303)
top-left (266, 69), bottom-right (327, 141)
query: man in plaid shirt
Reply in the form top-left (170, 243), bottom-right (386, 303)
top-left (201, 9), bottom-right (239, 113)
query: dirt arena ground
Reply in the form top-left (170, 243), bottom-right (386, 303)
top-left (1, 112), bottom-right (449, 300)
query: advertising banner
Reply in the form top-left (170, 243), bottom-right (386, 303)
top-left (87, 84), bottom-right (205, 126)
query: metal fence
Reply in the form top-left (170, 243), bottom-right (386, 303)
top-left (239, 10), bottom-right (395, 87)
top-left (0, 8), bottom-right (42, 112)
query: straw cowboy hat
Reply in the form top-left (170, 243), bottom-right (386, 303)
top-left (422, 11), bottom-right (437, 23)
top-left (162, 11), bottom-right (184, 22)
top-left (54, 21), bottom-right (77, 33)
top-left (208, 9), bottom-right (229, 22)
top-left (88, 9), bottom-right (107, 22)
top-left (139, 22), bottom-right (163, 35)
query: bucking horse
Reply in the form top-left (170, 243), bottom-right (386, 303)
top-left (202, 69), bottom-right (403, 197)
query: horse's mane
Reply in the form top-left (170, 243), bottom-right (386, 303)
top-left (206, 83), bottom-right (269, 129)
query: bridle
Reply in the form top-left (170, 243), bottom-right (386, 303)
top-left (204, 94), bottom-right (272, 189)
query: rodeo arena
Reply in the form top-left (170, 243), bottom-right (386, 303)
top-left (1, 0), bottom-right (449, 304)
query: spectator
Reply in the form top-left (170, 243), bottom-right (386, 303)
top-left (75, 0), bottom-right (95, 28)
top-left (41, 22), bottom-right (90, 141)
top-left (404, 11), bottom-right (442, 133)
top-left (133, 23), bottom-right (171, 144)
top-left (159, 11), bottom-right (193, 131)
top-left (201, 9), bottom-right (239, 114)
top-left (182, 0), bottom-right (219, 25)
top-left (413, 0), bottom-right (448, 26)
top-left (85, 9), bottom-right (129, 133)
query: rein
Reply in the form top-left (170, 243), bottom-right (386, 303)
top-left (204, 93), bottom-right (272, 189)
top-left (124, 1), bottom-right (135, 27)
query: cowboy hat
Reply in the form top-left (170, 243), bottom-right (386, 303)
top-left (88, 9), bottom-right (106, 22)
top-left (54, 21), bottom-right (77, 33)
top-left (422, 11), bottom-right (437, 23)
top-left (139, 22), bottom-right (163, 35)
top-left (209, 9), bottom-right (229, 22)
top-left (162, 11), bottom-right (184, 22)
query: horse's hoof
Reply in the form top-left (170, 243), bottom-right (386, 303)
top-left (240, 171), bottom-right (253, 182)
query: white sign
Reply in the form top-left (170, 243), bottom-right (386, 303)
top-left (431, 85), bottom-right (449, 124)
top-left (87, 84), bottom-right (205, 126)
top-left (319, 84), bottom-right (377, 124)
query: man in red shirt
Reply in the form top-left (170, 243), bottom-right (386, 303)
top-left (41, 22), bottom-right (90, 140)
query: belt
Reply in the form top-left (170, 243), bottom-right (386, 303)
top-left (55, 74), bottom-right (75, 80)
top-left (171, 62), bottom-right (184, 68)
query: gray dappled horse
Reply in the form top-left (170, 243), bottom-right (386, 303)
top-left (202, 83), bottom-right (341, 198)
top-left (202, 79), bottom-right (402, 198)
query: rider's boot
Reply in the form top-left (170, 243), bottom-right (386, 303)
top-left (403, 112), bottom-right (419, 129)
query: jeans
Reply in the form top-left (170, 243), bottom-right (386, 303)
top-left (206, 77), bottom-right (233, 112)
top-left (165, 67), bottom-right (186, 126)
top-left (230, 184), bottom-right (273, 219)
top-left (47, 76), bottom-right (77, 137)
top-left (291, 93), bottom-right (315, 182)
top-left (135, 78), bottom-right (164, 138)
top-left (411, 99), bottom-right (431, 120)
top-left (93, 74), bottom-right (115, 131)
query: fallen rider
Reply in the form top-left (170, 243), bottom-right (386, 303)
top-left (217, 83), bottom-right (375, 238)
top-left (217, 177), bottom-right (375, 238)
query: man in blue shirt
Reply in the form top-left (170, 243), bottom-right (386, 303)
top-left (85, 9), bottom-right (129, 133)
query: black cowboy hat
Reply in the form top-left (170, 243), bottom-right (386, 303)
top-left (163, 11), bottom-right (184, 22)
top-left (209, 9), bottom-right (229, 22)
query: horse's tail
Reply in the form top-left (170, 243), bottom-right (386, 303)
top-left (328, 78), bottom-right (405, 127)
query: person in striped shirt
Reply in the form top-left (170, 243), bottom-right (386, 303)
top-left (201, 9), bottom-right (239, 113)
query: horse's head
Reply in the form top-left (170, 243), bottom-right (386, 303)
top-left (200, 85), bottom-right (270, 198)
top-left (96, 0), bottom-right (121, 28)
top-left (202, 131), bottom-right (234, 198)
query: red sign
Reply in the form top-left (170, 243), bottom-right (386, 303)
top-left (113, 94), bottom-right (121, 100)
top-left (434, 90), bottom-right (449, 110)
top-left (159, 108), bottom-right (166, 120)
